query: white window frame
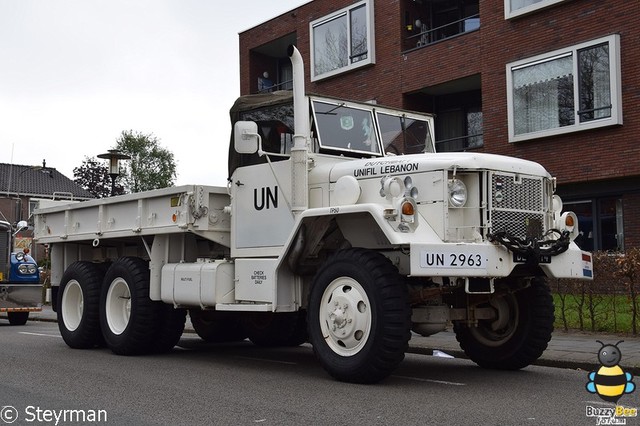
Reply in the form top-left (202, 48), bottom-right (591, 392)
top-left (504, 0), bottom-right (568, 19)
top-left (310, 0), bottom-right (375, 82)
top-left (506, 34), bottom-right (622, 143)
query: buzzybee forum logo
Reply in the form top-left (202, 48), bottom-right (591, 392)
top-left (585, 341), bottom-right (637, 424)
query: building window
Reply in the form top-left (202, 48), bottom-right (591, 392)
top-left (564, 198), bottom-right (624, 252)
top-left (506, 35), bottom-right (621, 142)
top-left (403, 0), bottom-right (479, 50)
top-left (310, 0), bottom-right (375, 81)
top-left (505, 0), bottom-right (567, 19)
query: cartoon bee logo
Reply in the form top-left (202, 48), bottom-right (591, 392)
top-left (586, 340), bottom-right (635, 403)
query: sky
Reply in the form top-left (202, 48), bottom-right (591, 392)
top-left (0, 0), bottom-right (307, 187)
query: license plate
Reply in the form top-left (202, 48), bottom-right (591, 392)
top-left (420, 249), bottom-right (485, 269)
top-left (513, 253), bottom-right (551, 264)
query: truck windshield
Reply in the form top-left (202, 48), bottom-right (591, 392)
top-left (311, 98), bottom-right (434, 157)
top-left (312, 100), bottom-right (381, 156)
top-left (376, 111), bottom-right (435, 155)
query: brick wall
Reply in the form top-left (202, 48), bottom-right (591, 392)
top-left (240, 0), bottom-right (639, 185)
top-left (479, 0), bottom-right (640, 186)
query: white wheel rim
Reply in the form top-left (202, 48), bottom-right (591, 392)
top-left (105, 277), bottom-right (131, 335)
top-left (319, 277), bottom-right (372, 356)
top-left (61, 280), bottom-right (83, 332)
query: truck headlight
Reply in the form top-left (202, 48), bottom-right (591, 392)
top-left (448, 178), bottom-right (467, 208)
top-left (18, 264), bottom-right (37, 274)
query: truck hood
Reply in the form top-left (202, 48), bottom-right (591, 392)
top-left (328, 152), bottom-right (550, 182)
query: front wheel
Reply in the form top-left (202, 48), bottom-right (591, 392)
top-left (453, 277), bottom-right (554, 370)
top-left (7, 312), bottom-right (29, 325)
top-left (308, 249), bottom-right (410, 383)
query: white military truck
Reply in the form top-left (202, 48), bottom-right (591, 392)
top-left (34, 46), bottom-right (592, 383)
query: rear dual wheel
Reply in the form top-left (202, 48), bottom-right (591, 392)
top-left (57, 257), bottom-right (184, 354)
top-left (100, 257), bottom-right (185, 355)
top-left (190, 309), bottom-right (247, 343)
top-left (58, 261), bottom-right (103, 348)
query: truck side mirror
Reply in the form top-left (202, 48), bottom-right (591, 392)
top-left (234, 121), bottom-right (260, 154)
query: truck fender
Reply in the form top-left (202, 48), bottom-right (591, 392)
top-left (277, 203), bottom-right (440, 274)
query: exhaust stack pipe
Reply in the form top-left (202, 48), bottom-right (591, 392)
top-left (287, 45), bottom-right (309, 214)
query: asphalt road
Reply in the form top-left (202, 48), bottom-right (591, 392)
top-left (0, 321), bottom-right (633, 426)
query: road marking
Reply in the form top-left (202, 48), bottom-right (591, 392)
top-left (18, 332), bottom-right (61, 338)
top-left (392, 375), bottom-right (466, 386)
top-left (235, 356), bottom-right (297, 365)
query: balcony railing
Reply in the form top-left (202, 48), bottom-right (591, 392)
top-left (257, 79), bottom-right (293, 94)
top-left (405, 14), bottom-right (480, 51)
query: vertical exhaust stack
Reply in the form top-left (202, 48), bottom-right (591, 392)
top-left (287, 45), bottom-right (309, 214)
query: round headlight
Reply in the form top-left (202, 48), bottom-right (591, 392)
top-left (449, 178), bottom-right (467, 208)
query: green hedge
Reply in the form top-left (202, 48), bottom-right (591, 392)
top-left (550, 248), bottom-right (640, 334)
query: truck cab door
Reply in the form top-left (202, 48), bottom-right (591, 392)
top-left (230, 160), bottom-right (295, 255)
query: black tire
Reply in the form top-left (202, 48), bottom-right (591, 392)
top-left (57, 261), bottom-right (104, 348)
top-left (153, 304), bottom-right (186, 353)
top-left (308, 248), bottom-right (411, 384)
top-left (453, 277), bottom-right (554, 370)
top-left (245, 311), bottom-right (307, 347)
top-left (189, 310), bottom-right (247, 343)
top-left (100, 257), bottom-right (159, 356)
top-left (7, 312), bottom-right (29, 326)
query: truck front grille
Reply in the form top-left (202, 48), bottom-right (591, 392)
top-left (489, 173), bottom-right (546, 239)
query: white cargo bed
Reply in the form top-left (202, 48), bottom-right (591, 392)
top-left (34, 185), bottom-right (231, 247)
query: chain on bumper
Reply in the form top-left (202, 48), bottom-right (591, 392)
top-left (487, 229), bottom-right (571, 260)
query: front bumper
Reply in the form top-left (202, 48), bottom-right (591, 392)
top-left (409, 241), bottom-right (592, 280)
top-left (0, 284), bottom-right (43, 312)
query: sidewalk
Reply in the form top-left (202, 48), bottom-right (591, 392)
top-left (4, 305), bottom-right (640, 374)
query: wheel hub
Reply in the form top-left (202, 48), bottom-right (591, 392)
top-left (320, 278), bottom-right (372, 356)
top-left (469, 293), bottom-right (519, 347)
top-left (328, 302), bottom-right (353, 334)
top-left (105, 278), bottom-right (131, 336)
top-left (62, 280), bottom-right (84, 332)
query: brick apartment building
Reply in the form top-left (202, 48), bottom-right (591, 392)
top-left (239, 0), bottom-right (640, 252)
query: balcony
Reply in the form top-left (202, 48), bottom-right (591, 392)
top-left (403, 0), bottom-right (479, 51)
